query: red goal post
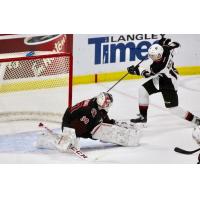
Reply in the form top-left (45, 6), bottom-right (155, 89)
top-left (0, 51), bottom-right (73, 123)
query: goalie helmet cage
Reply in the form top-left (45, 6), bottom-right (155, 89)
top-left (0, 51), bottom-right (73, 123)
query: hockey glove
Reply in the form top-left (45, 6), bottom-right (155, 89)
top-left (107, 119), bottom-right (115, 124)
top-left (127, 65), bottom-right (140, 75)
top-left (169, 41), bottom-right (180, 49)
top-left (159, 37), bottom-right (180, 50)
top-left (158, 36), bottom-right (171, 46)
top-left (141, 70), bottom-right (152, 78)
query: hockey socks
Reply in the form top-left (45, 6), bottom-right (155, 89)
top-left (139, 105), bottom-right (148, 120)
top-left (185, 112), bottom-right (200, 125)
top-left (168, 107), bottom-right (200, 125)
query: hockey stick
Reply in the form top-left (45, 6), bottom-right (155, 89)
top-left (174, 147), bottom-right (200, 155)
top-left (198, 153), bottom-right (200, 164)
top-left (106, 58), bottom-right (146, 93)
top-left (38, 123), bottom-right (88, 160)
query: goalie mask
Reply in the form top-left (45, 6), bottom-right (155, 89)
top-left (96, 92), bottom-right (113, 111)
top-left (148, 44), bottom-right (164, 61)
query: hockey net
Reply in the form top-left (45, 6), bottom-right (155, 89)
top-left (0, 51), bottom-right (72, 123)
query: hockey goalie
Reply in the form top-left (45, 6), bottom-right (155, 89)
top-left (36, 92), bottom-right (141, 153)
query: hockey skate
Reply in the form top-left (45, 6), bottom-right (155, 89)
top-left (195, 117), bottom-right (200, 126)
top-left (131, 114), bottom-right (147, 123)
top-left (130, 114), bottom-right (147, 128)
top-left (193, 118), bottom-right (200, 145)
top-left (192, 126), bottom-right (200, 145)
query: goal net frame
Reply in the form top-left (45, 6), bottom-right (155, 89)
top-left (0, 52), bottom-right (73, 123)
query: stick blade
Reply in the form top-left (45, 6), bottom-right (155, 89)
top-left (174, 147), bottom-right (200, 155)
top-left (174, 147), bottom-right (191, 154)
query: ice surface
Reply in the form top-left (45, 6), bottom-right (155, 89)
top-left (0, 75), bottom-right (200, 163)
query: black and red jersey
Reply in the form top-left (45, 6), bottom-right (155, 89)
top-left (62, 98), bottom-right (115, 138)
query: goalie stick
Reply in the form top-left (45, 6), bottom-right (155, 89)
top-left (38, 123), bottom-right (88, 160)
top-left (174, 147), bottom-right (200, 155)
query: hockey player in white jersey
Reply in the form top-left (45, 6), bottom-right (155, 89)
top-left (36, 92), bottom-right (141, 153)
top-left (127, 36), bottom-right (200, 130)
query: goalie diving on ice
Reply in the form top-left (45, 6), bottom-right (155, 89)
top-left (35, 92), bottom-right (141, 153)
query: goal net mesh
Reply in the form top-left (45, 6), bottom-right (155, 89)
top-left (0, 52), bottom-right (72, 123)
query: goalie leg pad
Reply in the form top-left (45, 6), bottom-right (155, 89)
top-left (115, 120), bottom-right (147, 129)
top-left (35, 127), bottom-right (79, 152)
top-left (115, 120), bottom-right (136, 129)
top-left (35, 132), bottom-right (58, 150)
top-left (91, 123), bottom-right (141, 147)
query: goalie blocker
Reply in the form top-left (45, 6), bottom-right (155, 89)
top-left (36, 92), bottom-right (141, 153)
